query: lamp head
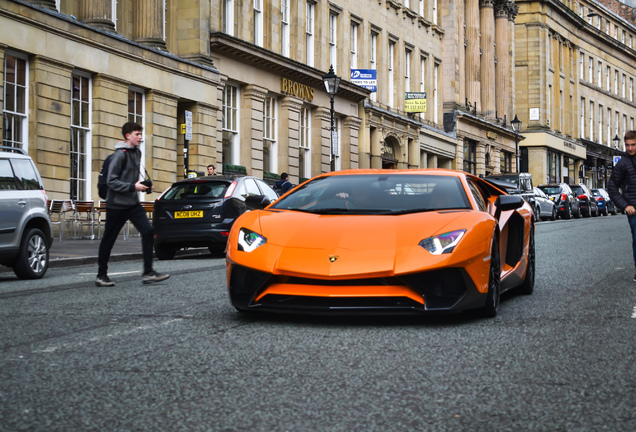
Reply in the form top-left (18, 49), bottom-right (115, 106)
top-left (511, 114), bottom-right (521, 132)
top-left (322, 65), bottom-right (341, 96)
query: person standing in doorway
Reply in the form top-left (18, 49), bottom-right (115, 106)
top-left (608, 130), bottom-right (636, 281)
top-left (95, 121), bottom-right (170, 287)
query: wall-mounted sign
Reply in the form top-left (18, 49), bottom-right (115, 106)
top-left (404, 92), bottom-right (427, 113)
top-left (487, 131), bottom-right (497, 140)
top-left (614, 155), bottom-right (622, 165)
top-left (529, 108), bottom-right (540, 121)
top-left (350, 69), bottom-right (377, 92)
top-left (281, 78), bottom-right (315, 101)
top-left (184, 110), bottom-right (193, 141)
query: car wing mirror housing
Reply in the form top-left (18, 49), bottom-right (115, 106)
top-left (494, 195), bottom-right (525, 220)
top-left (245, 194), bottom-right (271, 209)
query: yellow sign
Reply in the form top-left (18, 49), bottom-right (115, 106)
top-left (180, 124), bottom-right (185, 134)
top-left (404, 92), bottom-right (427, 113)
top-left (487, 131), bottom-right (498, 140)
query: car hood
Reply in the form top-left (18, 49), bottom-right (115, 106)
top-left (233, 209), bottom-right (493, 278)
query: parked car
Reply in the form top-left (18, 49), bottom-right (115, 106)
top-left (532, 187), bottom-right (557, 221)
top-left (484, 173), bottom-right (538, 220)
top-left (537, 183), bottom-right (581, 219)
top-left (0, 146), bottom-right (53, 279)
top-left (570, 184), bottom-right (599, 217)
top-left (227, 169), bottom-right (535, 318)
top-left (152, 175), bottom-right (278, 260)
top-left (591, 188), bottom-right (617, 216)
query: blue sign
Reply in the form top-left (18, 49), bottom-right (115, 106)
top-left (350, 69), bottom-right (377, 92)
top-left (614, 155), bottom-right (622, 166)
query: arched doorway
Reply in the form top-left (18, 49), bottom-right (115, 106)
top-left (381, 137), bottom-right (399, 169)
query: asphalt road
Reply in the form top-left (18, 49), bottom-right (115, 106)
top-left (1, 214), bottom-right (635, 431)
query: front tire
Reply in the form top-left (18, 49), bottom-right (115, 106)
top-left (518, 228), bottom-right (535, 295)
top-left (13, 228), bottom-right (49, 279)
top-left (155, 244), bottom-right (176, 260)
top-left (480, 232), bottom-right (501, 318)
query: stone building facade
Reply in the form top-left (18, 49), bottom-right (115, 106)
top-left (1, 0), bottom-right (222, 200)
top-left (515, 0), bottom-right (636, 188)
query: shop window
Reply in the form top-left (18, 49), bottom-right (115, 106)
top-left (500, 151), bottom-right (512, 174)
top-left (263, 96), bottom-right (277, 175)
top-left (463, 141), bottom-right (476, 175)
top-left (70, 72), bottom-right (91, 201)
top-left (222, 84), bottom-right (239, 166)
top-left (547, 150), bottom-right (561, 184)
top-left (299, 107), bottom-right (311, 180)
top-left (2, 53), bottom-right (28, 151)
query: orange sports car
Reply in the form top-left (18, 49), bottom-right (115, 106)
top-left (226, 169), bottom-right (535, 318)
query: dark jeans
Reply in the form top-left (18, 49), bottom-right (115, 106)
top-left (97, 205), bottom-right (154, 276)
top-left (628, 214), bottom-right (636, 268)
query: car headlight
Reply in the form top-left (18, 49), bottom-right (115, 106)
top-left (238, 228), bottom-right (267, 252)
top-left (419, 230), bottom-right (466, 255)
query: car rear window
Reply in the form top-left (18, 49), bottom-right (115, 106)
top-left (162, 182), bottom-right (229, 200)
top-left (540, 186), bottom-right (561, 194)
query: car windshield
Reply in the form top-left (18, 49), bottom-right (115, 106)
top-left (269, 174), bottom-right (472, 214)
top-left (540, 186), bottom-right (561, 194)
top-left (162, 181), bottom-right (228, 200)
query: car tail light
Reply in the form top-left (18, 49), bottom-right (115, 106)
top-left (577, 194), bottom-right (586, 199)
top-left (596, 197), bottom-right (603, 201)
top-left (224, 181), bottom-right (238, 198)
top-left (560, 193), bottom-right (567, 202)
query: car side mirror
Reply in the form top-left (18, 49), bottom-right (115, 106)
top-left (494, 195), bottom-right (525, 220)
top-left (245, 194), bottom-right (271, 209)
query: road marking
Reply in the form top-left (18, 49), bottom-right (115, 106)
top-left (32, 318), bottom-right (183, 354)
top-left (632, 306), bottom-right (636, 319)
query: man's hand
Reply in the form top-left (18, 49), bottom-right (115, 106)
top-left (626, 205), bottom-right (636, 216)
top-left (135, 180), bottom-right (149, 192)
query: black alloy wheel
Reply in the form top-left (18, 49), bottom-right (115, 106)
top-left (480, 232), bottom-right (501, 318)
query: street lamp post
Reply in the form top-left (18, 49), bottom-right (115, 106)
top-left (322, 65), bottom-right (341, 172)
top-left (511, 114), bottom-right (522, 173)
top-left (613, 134), bottom-right (621, 151)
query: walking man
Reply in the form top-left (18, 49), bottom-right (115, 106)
top-left (608, 130), bottom-right (636, 281)
top-left (96, 122), bottom-right (169, 287)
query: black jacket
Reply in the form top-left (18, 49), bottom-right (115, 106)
top-left (106, 141), bottom-right (143, 209)
top-left (608, 154), bottom-right (636, 211)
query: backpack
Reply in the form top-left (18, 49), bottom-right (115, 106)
top-left (97, 149), bottom-right (127, 199)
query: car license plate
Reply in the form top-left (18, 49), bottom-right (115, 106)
top-left (175, 210), bottom-right (203, 219)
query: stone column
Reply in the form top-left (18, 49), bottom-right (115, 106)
top-left (313, 107), bottom-right (332, 173)
top-left (495, 1), bottom-right (510, 122)
top-left (242, 85), bottom-right (267, 177)
top-left (145, 90), bottom-right (179, 191)
top-left (79, 0), bottom-right (115, 32)
top-left (279, 96), bottom-right (303, 179)
top-left (370, 126), bottom-right (383, 169)
top-left (465, 0), bottom-right (481, 113)
top-left (480, 0), bottom-right (496, 120)
top-left (342, 116), bottom-right (362, 169)
top-left (187, 103), bottom-right (218, 174)
top-left (133, 0), bottom-right (167, 50)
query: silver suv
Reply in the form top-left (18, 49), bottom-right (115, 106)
top-left (0, 147), bottom-right (52, 279)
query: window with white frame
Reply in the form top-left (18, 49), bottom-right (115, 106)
top-left (253, 0), bottom-right (263, 47)
top-left (420, 55), bottom-right (427, 121)
top-left (607, 107), bottom-right (611, 144)
top-left (350, 23), bottom-right (358, 69)
top-left (580, 98), bottom-right (585, 138)
top-left (223, 0), bottom-right (235, 35)
top-left (263, 96), bottom-right (277, 174)
top-left (579, 52), bottom-right (584, 77)
top-left (388, 40), bottom-right (395, 108)
top-left (597, 61), bottom-right (602, 86)
top-left (404, 49), bottom-right (411, 93)
top-left (299, 106), bottom-right (311, 180)
top-left (615, 111), bottom-right (619, 138)
top-left (614, 70), bottom-right (618, 94)
top-left (306, 1), bottom-right (314, 66)
top-left (2, 53), bottom-right (28, 151)
top-left (589, 100), bottom-right (594, 140)
top-left (614, 25), bottom-right (618, 40)
top-left (598, 104), bottom-right (603, 143)
top-left (432, 0), bottom-right (437, 25)
top-left (370, 32), bottom-right (377, 101)
top-left (419, 0), bottom-right (424, 16)
top-left (622, 74), bottom-right (626, 98)
top-left (433, 62), bottom-right (439, 124)
top-left (281, 0), bottom-right (290, 57)
top-left (329, 13), bottom-right (338, 72)
top-left (222, 84), bottom-right (239, 166)
top-left (606, 66), bottom-right (610, 91)
top-left (70, 73), bottom-right (91, 201)
top-left (605, 19), bottom-right (610, 34)
top-left (128, 88), bottom-right (145, 173)
top-left (622, 30), bottom-right (626, 44)
top-left (630, 78), bottom-right (634, 102)
top-left (588, 57), bottom-right (593, 82)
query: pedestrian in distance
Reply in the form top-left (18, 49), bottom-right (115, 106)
top-left (608, 130), bottom-right (636, 281)
top-left (207, 164), bottom-right (216, 175)
top-left (274, 172), bottom-right (293, 195)
top-left (95, 121), bottom-right (170, 287)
